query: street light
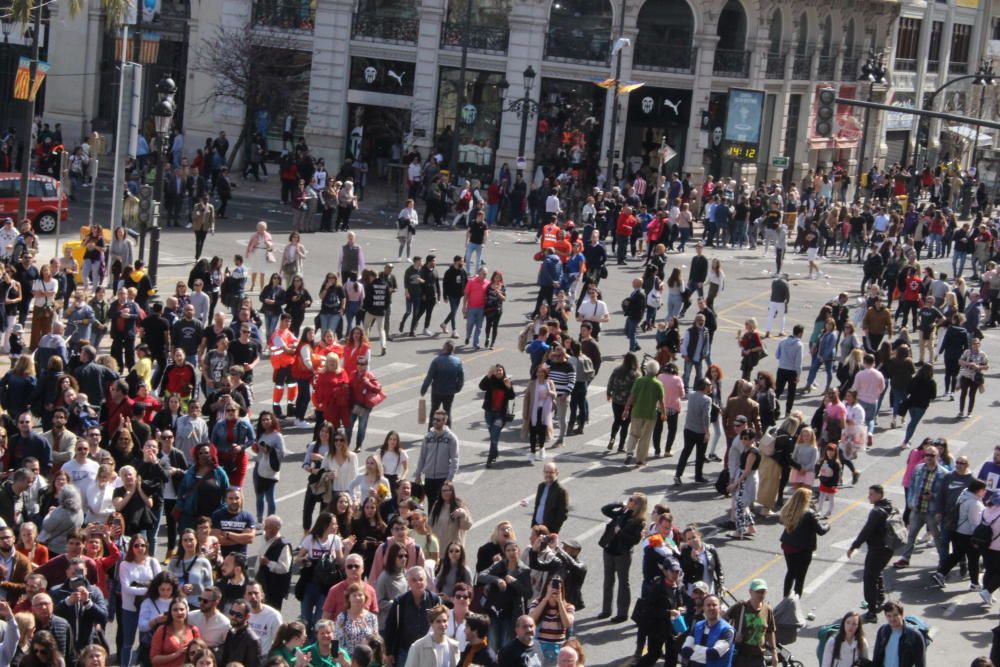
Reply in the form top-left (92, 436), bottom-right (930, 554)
top-left (498, 66), bottom-right (540, 174)
top-left (1, 2), bottom-right (13, 137)
top-left (971, 59), bottom-right (996, 179)
top-left (148, 74), bottom-right (176, 288)
top-left (855, 50), bottom-right (887, 202)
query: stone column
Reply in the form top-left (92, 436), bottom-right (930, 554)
top-left (409, 0), bottom-right (446, 159)
top-left (927, 16), bottom-right (956, 163)
top-left (304, 0), bottom-right (356, 161)
top-left (44, 4), bottom-right (103, 143)
top-left (495, 0), bottom-right (547, 179)
top-left (767, 50), bottom-right (795, 184)
top-left (681, 32), bottom-right (720, 182)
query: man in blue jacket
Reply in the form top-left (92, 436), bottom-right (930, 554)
top-left (681, 594), bottom-right (734, 666)
top-left (894, 444), bottom-right (947, 569)
top-left (871, 601), bottom-right (926, 667)
top-left (532, 248), bottom-right (563, 318)
top-left (420, 341), bottom-right (464, 425)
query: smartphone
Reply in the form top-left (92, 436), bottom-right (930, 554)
top-left (540, 535), bottom-right (552, 547)
top-left (331, 639), bottom-right (340, 654)
top-left (551, 578), bottom-right (562, 590)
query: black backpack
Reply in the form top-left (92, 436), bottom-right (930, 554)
top-left (971, 513), bottom-right (1000, 550)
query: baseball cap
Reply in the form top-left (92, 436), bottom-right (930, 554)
top-left (749, 578), bottom-right (768, 592)
top-left (734, 415), bottom-right (748, 424)
top-left (692, 581), bottom-right (710, 594)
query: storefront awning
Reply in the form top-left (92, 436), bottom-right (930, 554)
top-left (946, 124), bottom-right (994, 147)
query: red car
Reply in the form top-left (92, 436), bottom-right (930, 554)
top-left (0, 172), bottom-right (69, 234)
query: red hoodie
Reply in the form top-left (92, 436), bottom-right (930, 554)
top-left (313, 368), bottom-right (352, 413)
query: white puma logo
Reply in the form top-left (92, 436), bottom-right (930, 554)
top-left (388, 70), bottom-right (405, 87)
top-left (663, 99), bottom-right (682, 115)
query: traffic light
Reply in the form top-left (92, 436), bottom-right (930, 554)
top-left (815, 87), bottom-right (836, 137)
top-left (137, 184), bottom-right (153, 230)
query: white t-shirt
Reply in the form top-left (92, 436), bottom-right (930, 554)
top-left (576, 298), bottom-right (609, 323)
top-left (299, 534), bottom-right (342, 560)
top-left (431, 638), bottom-right (453, 667)
top-left (379, 449), bottom-right (409, 477)
top-left (62, 458), bottom-right (99, 500)
top-left (249, 605), bottom-right (283, 656)
top-left (32, 278), bottom-right (57, 308)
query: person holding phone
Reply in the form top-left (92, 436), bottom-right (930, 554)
top-left (51, 556), bottom-right (108, 652)
top-left (306, 618), bottom-right (351, 666)
top-left (528, 577), bottom-right (575, 666)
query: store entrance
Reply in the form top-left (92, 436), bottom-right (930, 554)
top-left (624, 87), bottom-right (691, 178)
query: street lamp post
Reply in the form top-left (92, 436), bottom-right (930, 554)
top-left (149, 75), bottom-right (176, 288)
top-left (1, 6), bottom-right (13, 137)
top-left (15, 4), bottom-right (41, 221)
top-left (971, 60), bottom-right (996, 178)
top-left (498, 66), bottom-right (540, 174)
top-left (854, 50), bottom-right (887, 203)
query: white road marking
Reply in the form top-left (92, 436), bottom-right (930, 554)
top-left (471, 461), bottom-right (602, 530)
top-left (804, 554), bottom-right (852, 596)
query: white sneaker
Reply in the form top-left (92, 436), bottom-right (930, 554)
top-left (185, 222), bottom-right (193, 229)
top-left (440, 323), bottom-right (448, 334)
top-left (450, 331), bottom-right (458, 339)
top-left (423, 328), bottom-right (432, 336)
top-left (980, 589), bottom-right (994, 606)
top-left (294, 419), bottom-right (310, 429)
top-left (538, 449), bottom-right (546, 460)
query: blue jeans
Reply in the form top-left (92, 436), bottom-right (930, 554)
top-left (903, 406), bottom-right (926, 443)
top-left (465, 243), bottom-right (484, 271)
top-left (889, 385), bottom-right (908, 417)
top-left (485, 409), bottom-right (505, 460)
top-left (860, 400), bottom-right (878, 432)
top-left (143, 507), bottom-right (162, 558)
top-left (677, 227), bottom-right (691, 252)
top-left (465, 307), bottom-right (484, 346)
top-left (953, 251), bottom-right (967, 278)
top-left (254, 470), bottom-right (277, 522)
top-left (441, 295), bottom-right (462, 332)
top-left (486, 203), bottom-right (499, 226)
top-left (625, 317), bottom-right (640, 351)
top-left (667, 293), bottom-right (684, 319)
top-left (120, 608), bottom-right (139, 667)
top-left (301, 582), bottom-right (326, 635)
top-left (345, 300), bottom-right (362, 331)
top-left (806, 357), bottom-right (833, 388)
top-left (349, 408), bottom-right (371, 449)
top-left (927, 233), bottom-right (943, 257)
top-left (318, 312), bottom-right (342, 336)
top-left (683, 358), bottom-right (705, 391)
top-left (265, 312), bottom-right (280, 342)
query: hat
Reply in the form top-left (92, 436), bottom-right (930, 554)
top-left (561, 538), bottom-right (582, 551)
top-left (734, 415), bottom-right (748, 424)
top-left (749, 578), bottom-right (768, 592)
top-left (659, 556), bottom-right (682, 573)
top-left (692, 581), bottom-right (710, 594)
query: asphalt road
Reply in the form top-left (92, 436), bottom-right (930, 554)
top-left (63, 177), bottom-right (1000, 666)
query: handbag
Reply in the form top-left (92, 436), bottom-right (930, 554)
top-left (266, 250), bottom-right (277, 263)
top-left (597, 518), bottom-right (617, 550)
top-left (267, 443), bottom-right (282, 472)
top-left (418, 397), bottom-right (427, 424)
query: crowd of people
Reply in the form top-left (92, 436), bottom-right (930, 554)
top-left (1, 133), bottom-right (1000, 667)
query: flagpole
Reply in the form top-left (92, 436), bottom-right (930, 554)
top-left (605, 7), bottom-right (625, 183)
top-left (16, 4), bottom-right (42, 222)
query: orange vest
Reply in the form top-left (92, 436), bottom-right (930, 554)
top-left (540, 224), bottom-right (560, 250)
top-left (553, 239), bottom-right (572, 262)
top-left (269, 328), bottom-right (298, 369)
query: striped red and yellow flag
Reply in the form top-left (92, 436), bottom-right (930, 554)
top-left (12, 57), bottom-right (30, 100)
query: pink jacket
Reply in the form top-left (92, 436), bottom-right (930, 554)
top-left (657, 372), bottom-right (685, 413)
top-left (850, 368), bottom-right (885, 404)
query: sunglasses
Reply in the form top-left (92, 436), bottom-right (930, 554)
top-left (346, 563), bottom-right (362, 570)
top-left (229, 612), bottom-right (245, 619)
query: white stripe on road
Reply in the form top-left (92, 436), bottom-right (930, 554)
top-left (803, 554), bottom-right (852, 596)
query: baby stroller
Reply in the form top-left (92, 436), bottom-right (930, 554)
top-left (718, 589), bottom-right (806, 667)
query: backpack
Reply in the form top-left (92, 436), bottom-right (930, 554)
top-left (312, 551), bottom-right (345, 592)
top-left (220, 275), bottom-right (242, 308)
top-left (971, 513), bottom-right (1000, 550)
top-left (882, 507), bottom-right (908, 552)
top-left (904, 615), bottom-right (933, 647)
top-left (815, 621), bottom-right (842, 664)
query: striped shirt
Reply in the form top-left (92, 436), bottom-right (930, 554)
top-left (528, 599), bottom-right (575, 643)
top-left (547, 360), bottom-right (576, 396)
top-left (633, 176), bottom-right (647, 196)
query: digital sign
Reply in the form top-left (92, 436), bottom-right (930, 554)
top-left (724, 143), bottom-right (758, 160)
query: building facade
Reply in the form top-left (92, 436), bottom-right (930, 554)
top-left (36, 0), bottom-right (997, 190)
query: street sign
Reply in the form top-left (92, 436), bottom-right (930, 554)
top-left (772, 156), bottom-right (789, 168)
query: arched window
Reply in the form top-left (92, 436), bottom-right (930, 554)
top-left (635, 0), bottom-right (695, 71)
top-left (716, 0), bottom-right (747, 50)
top-left (820, 15), bottom-right (832, 56)
top-left (844, 18), bottom-right (856, 54)
top-left (353, 0), bottom-right (420, 42)
top-left (795, 12), bottom-right (808, 55)
top-left (445, 0), bottom-right (512, 27)
top-left (546, 0), bottom-right (614, 63)
top-left (768, 10), bottom-right (782, 54)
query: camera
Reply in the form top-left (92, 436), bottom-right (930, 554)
top-left (69, 576), bottom-right (88, 590)
top-left (540, 535), bottom-right (552, 547)
top-left (551, 577), bottom-right (562, 590)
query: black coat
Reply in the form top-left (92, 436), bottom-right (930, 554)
top-left (532, 480), bottom-right (569, 533)
top-left (599, 503), bottom-right (644, 556)
top-left (778, 510), bottom-right (830, 552)
top-left (873, 624), bottom-right (926, 667)
top-left (678, 543), bottom-right (725, 593)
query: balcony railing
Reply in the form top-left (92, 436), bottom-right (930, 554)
top-left (712, 49), bottom-right (750, 77)
top-left (818, 55), bottom-right (836, 79)
top-left (927, 60), bottom-right (940, 73)
top-left (895, 58), bottom-right (918, 72)
top-left (251, 0), bottom-right (315, 31)
top-left (544, 28), bottom-right (611, 65)
top-left (439, 22), bottom-right (509, 54)
top-left (633, 45), bottom-right (697, 74)
top-left (842, 55), bottom-right (859, 78)
top-left (351, 13), bottom-right (420, 44)
top-left (765, 52), bottom-right (785, 79)
top-left (950, 60), bottom-right (969, 74)
top-left (792, 54), bottom-right (811, 79)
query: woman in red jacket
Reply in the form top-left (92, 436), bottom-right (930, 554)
top-left (348, 359), bottom-right (384, 453)
top-left (312, 353), bottom-right (352, 439)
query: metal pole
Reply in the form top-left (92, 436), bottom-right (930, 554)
top-left (149, 133), bottom-right (166, 286)
top-left (605, 9), bottom-right (626, 180)
top-left (447, 0), bottom-right (474, 182)
top-left (109, 25), bottom-right (129, 233)
top-left (855, 83), bottom-right (873, 202)
top-left (16, 5), bottom-right (41, 221)
top-left (517, 92), bottom-right (529, 160)
top-left (88, 158), bottom-right (98, 227)
top-left (972, 83), bottom-right (986, 175)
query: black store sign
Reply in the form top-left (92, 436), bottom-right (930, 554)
top-left (349, 57), bottom-right (416, 96)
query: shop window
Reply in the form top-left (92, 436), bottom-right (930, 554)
top-left (545, 0), bottom-right (613, 64)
